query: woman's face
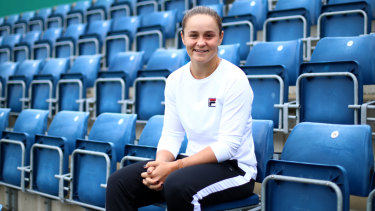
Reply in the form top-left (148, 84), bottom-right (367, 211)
top-left (181, 14), bottom-right (223, 65)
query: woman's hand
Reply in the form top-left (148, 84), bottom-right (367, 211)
top-left (141, 160), bottom-right (179, 191)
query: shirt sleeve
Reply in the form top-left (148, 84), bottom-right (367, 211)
top-left (209, 73), bottom-right (253, 162)
top-left (157, 74), bottom-right (186, 158)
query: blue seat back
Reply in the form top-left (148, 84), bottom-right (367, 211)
top-left (14, 31), bottom-right (41, 62)
top-left (71, 113), bottom-right (136, 207)
top-left (34, 27), bottom-right (62, 60)
top-left (163, 0), bottom-right (188, 23)
top-left (69, 55), bottom-right (101, 87)
top-left (31, 58), bottom-right (69, 110)
top-left (108, 51), bottom-right (144, 84)
top-left (66, 0), bottom-right (91, 26)
top-left (47, 3), bottom-right (71, 28)
top-left (55, 23), bottom-right (86, 58)
top-left (87, 0), bottom-right (114, 22)
top-left (14, 11), bottom-right (35, 34)
top-left (33, 111), bottom-right (89, 196)
top-left (281, 122), bottom-right (373, 197)
top-left (196, 0), bottom-right (221, 6)
top-left (0, 108), bottom-right (10, 136)
top-left (218, 44), bottom-right (240, 66)
top-left (29, 8), bottom-right (52, 31)
top-left (136, 0), bottom-right (159, 16)
top-left (0, 109), bottom-right (49, 186)
top-left (0, 62), bottom-right (17, 96)
top-left (138, 115), bottom-right (164, 146)
top-left (146, 48), bottom-right (188, 71)
top-left (0, 34), bottom-right (21, 63)
top-left (310, 35), bottom-right (375, 85)
top-left (79, 20), bottom-right (111, 55)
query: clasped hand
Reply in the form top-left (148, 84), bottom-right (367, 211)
top-left (141, 160), bottom-right (178, 191)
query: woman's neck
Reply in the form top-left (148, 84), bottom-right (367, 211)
top-left (190, 57), bottom-right (221, 79)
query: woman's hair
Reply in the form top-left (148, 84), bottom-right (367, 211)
top-left (181, 6), bottom-right (223, 35)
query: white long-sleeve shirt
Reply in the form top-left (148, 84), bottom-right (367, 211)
top-left (157, 59), bottom-right (257, 180)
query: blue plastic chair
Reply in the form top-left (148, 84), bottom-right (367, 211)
top-left (66, 0), bottom-right (91, 26)
top-left (135, 0), bottom-right (159, 16)
top-left (13, 11), bottom-right (35, 34)
top-left (77, 20), bottom-right (111, 56)
top-left (13, 31), bottom-right (41, 62)
top-left (104, 16), bottom-right (140, 67)
top-left (46, 3), bottom-right (71, 29)
top-left (65, 113), bottom-right (137, 209)
top-left (318, 0), bottom-right (375, 38)
top-left (135, 10), bottom-right (177, 62)
top-left (130, 48), bottom-right (188, 122)
top-left (5, 60), bottom-right (42, 113)
top-left (56, 55), bottom-right (101, 112)
top-left (193, 0), bottom-right (222, 6)
top-left (28, 7), bottom-right (52, 31)
top-left (89, 51), bottom-right (144, 117)
top-left (54, 23), bottom-right (86, 61)
top-left (162, 0), bottom-right (190, 23)
top-left (28, 58), bottom-right (70, 117)
top-left (0, 34), bottom-right (22, 63)
top-left (0, 62), bottom-right (17, 102)
top-left (86, 0), bottom-right (115, 23)
top-left (32, 27), bottom-right (63, 60)
top-left (0, 108), bottom-right (11, 137)
top-left (264, 0), bottom-right (321, 41)
top-left (218, 44), bottom-right (240, 66)
top-left (0, 14), bottom-right (19, 36)
top-left (110, 0), bottom-right (136, 18)
top-left (26, 111), bottom-right (89, 200)
top-left (0, 109), bottom-right (49, 191)
top-left (262, 122), bottom-right (374, 211)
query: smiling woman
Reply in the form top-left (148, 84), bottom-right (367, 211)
top-left (106, 6), bottom-right (257, 211)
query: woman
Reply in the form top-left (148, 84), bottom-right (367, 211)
top-left (106, 6), bottom-right (256, 211)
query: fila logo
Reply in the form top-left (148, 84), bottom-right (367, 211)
top-left (208, 98), bottom-right (216, 107)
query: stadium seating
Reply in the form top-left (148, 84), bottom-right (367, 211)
top-left (193, 0), bottom-right (222, 6)
top-left (87, 51), bottom-right (144, 118)
top-left (162, 0), bottom-right (190, 23)
top-left (86, 0), bottom-right (114, 23)
top-left (262, 122), bottom-right (373, 211)
top-left (0, 62), bottom-right (17, 105)
top-left (5, 59), bottom-right (42, 113)
top-left (317, 0), bottom-right (375, 38)
top-left (26, 111), bottom-right (89, 200)
top-left (135, 10), bottom-right (177, 62)
top-left (135, 0), bottom-right (159, 16)
top-left (13, 11), bottom-right (35, 34)
top-left (32, 27), bottom-right (63, 60)
top-left (54, 55), bottom-right (101, 112)
top-left (242, 40), bottom-right (303, 132)
top-left (13, 30), bottom-right (41, 62)
top-left (54, 23), bottom-right (86, 63)
top-left (104, 16), bottom-right (140, 67)
top-left (0, 14), bottom-right (19, 36)
top-left (66, 0), bottom-right (91, 26)
top-left (28, 7), bottom-right (52, 31)
top-left (46, 3), bottom-right (71, 29)
top-left (0, 108), bottom-right (10, 136)
top-left (110, 0), bottom-right (136, 18)
top-left (64, 113), bottom-right (137, 210)
top-left (127, 48), bottom-right (188, 123)
top-left (0, 34), bottom-right (22, 63)
top-left (27, 58), bottom-right (70, 117)
top-left (218, 44), bottom-right (240, 66)
top-left (77, 20), bottom-right (111, 56)
top-left (0, 109), bottom-right (49, 191)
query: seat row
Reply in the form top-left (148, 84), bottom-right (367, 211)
top-left (1, 108), bottom-right (374, 211)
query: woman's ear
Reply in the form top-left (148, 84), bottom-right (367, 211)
top-left (219, 30), bottom-right (224, 45)
top-left (181, 30), bottom-right (186, 46)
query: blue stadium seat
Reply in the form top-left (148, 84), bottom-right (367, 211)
top-left (0, 62), bottom-right (17, 104)
top-left (27, 58), bottom-right (69, 117)
top-left (193, 0), bottom-right (222, 6)
top-left (262, 122), bottom-right (373, 211)
top-left (0, 34), bottom-right (22, 63)
top-left (110, 0), bottom-right (136, 18)
top-left (46, 3), bottom-right (71, 29)
top-left (88, 51), bottom-right (144, 117)
top-left (129, 48), bottom-right (188, 123)
top-left (86, 0), bottom-right (115, 23)
top-left (135, 10), bottom-right (177, 62)
top-left (54, 23), bottom-right (86, 62)
top-left (0, 14), bottom-right (19, 36)
top-left (0, 109), bottom-right (49, 191)
top-left (104, 16), bottom-right (140, 67)
top-left (66, 0), bottom-right (91, 26)
top-left (161, 0), bottom-right (190, 24)
top-left (28, 7), bottom-right (52, 31)
top-left (318, 0), bottom-right (375, 38)
top-left (32, 27), bottom-right (63, 60)
top-left (77, 20), bottom-right (111, 56)
top-left (0, 108), bottom-right (10, 136)
top-left (135, 0), bottom-right (160, 16)
top-left (26, 111), bottom-right (89, 200)
top-left (222, 0), bottom-right (267, 61)
top-left (218, 44), bottom-right (240, 66)
top-left (13, 11), bottom-right (35, 34)
top-left (5, 60), bottom-right (42, 113)
top-left (13, 31), bottom-right (41, 62)
top-left (64, 113), bottom-right (137, 209)
top-left (264, 0), bottom-right (321, 41)
top-left (55, 55), bottom-right (101, 112)
top-left (292, 35), bottom-right (375, 126)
